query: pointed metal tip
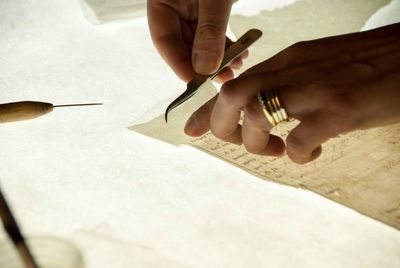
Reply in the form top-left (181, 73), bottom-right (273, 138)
top-left (165, 103), bottom-right (176, 123)
top-left (53, 103), bottom-right (104, 108)
top-left (164, 90), bottom-right (197, 124)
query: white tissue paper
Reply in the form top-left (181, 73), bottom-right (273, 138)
top-left (1, 0), bottom-right (400, 267)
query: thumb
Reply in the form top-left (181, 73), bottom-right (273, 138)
top-left (192, 0), bottom-right (233, 75)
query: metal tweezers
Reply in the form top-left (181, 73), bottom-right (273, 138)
top-left (165, 29), bottom-right (263, 122)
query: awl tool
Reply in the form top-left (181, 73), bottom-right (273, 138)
top-left (0, 101), bottom-right (103, 123)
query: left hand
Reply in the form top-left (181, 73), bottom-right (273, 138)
top-left (184, 23), bottom-right (400, 164)
top-left (147, 0), bottom-right (244, 83)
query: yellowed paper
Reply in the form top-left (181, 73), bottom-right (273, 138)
top-left (189, 124), bottom-right (400, 230)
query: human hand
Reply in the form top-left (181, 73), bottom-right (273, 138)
top-left (147, 0), bottom-right (247, 82)
top-left (184, 23), bottom-right (400, 164)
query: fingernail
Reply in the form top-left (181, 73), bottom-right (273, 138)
top-left (185, 115), bottom-right (198, 135)
top-left (193, 52), bottom-right (219, 74)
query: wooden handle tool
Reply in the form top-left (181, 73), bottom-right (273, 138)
top-left (0, 186), bottom-right (39, 268)
top-left (0, 101), bottom-right (103, 123)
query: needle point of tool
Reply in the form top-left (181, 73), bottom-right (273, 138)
top-left (53, 103), bottom-right (103, 108)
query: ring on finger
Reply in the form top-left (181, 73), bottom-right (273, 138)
top-left (257, 89), bottom-right (288, 126)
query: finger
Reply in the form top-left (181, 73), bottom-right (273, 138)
top-left (212, 36), bottom-right (248, 83)
top-left (214, 124), bottom-right (243, 145)
top-left (185, 94), bottom-right (243, 145)
top-left (222, 37), bottom-right (247, 73)
top-left (209, 73), bottom-right (282, 142)
top-left (192, 0), bottom-right (233, 74)
top-left (242, 118), bottom-right (285, 156)
top-left (286, 113), bottom-right (338, 164)
top-left (241, 97), bottom-right (285, 156)
top-left (225, 37), bottom-right (247, 69)
top-left (241, 49), bottom-right (249, 59)
top-left (215, 67), bottom-right (234, 83)
top-left (184, 96), bottom-right (217, 137)
top-left (210, 71), bottom-right (297, 138)
top-left (148, 1), bottom-right (195, 82)
top-left (230, 57), bottom-right (243, 69)
top-left (241, 117), bottom-right (285, 156)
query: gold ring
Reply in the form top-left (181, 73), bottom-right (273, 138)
top-left (257, 89), bottom-right (288, 126)
top-left (257, 92), bottom-right (276, 126)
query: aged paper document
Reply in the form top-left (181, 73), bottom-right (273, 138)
top-left (130, 83), bottom-right (400, 230)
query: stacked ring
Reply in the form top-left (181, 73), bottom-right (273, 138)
top-left (257, 90), bottom-right (288, 126)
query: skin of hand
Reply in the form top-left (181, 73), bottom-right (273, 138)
top-left (184, 23), bottom-right (400, 164)
top-left (147, 0), bottom-right (247, 83)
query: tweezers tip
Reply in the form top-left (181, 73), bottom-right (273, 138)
top-left (165, 101), bottom-right (179, 123)
top-left (165, 106), bottom-right (172, 123)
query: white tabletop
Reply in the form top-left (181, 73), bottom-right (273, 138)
top-left (0, 0), bottom-right (399, 267)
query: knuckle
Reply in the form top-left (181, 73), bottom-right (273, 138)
top-left (287, 41), bottom-right (307, 54)
top-left (349, 61), bottom-right (377, 75)
top-left (307, 80), bottom-right (336, 103)
top-left (274, 50), bottom-right (292, 65)
top-left (307, 63), bottom-right (333, 77)
top-left (243, 105), bottom-right (259, 124)
top-left (291, 40), bottom-right (308, 50)
top-left (274, 41), bottom-right (307, 65)
top-left (197, 22), bottom-right (226, 40)
top-left (243, 101), bottom-right (269, 128)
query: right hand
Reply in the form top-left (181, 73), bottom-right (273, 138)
top-left (147, 0), bottom-right (245, 82)
top-left (183, 23), bottom-right (400, 164)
